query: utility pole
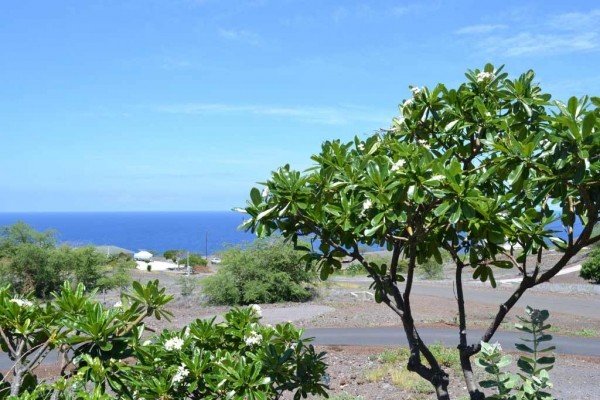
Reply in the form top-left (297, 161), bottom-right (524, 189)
top-left (186, 251), bottom-right (190, 276)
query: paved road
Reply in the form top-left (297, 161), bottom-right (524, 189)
top-left (306, 327), bottom-right (600, 357)
top-left (2, 326), bottom-right (597, 371)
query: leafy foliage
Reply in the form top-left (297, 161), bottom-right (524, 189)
top-left (202, 237), bottom-right (316, 305)
top-left (579, 248), bottom-right (600, 283)
top-left (0, 282), bottom-right (328, 399)
top-left (476, 306), bottom-right (556, 399)
top-left (239, 64), bottom-right (599, 399)
top-left (0, 223), bottom-right (133, 297)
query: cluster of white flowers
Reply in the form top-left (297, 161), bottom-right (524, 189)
top-left (417, 139), bottom-right (430, 149)
top-left (490, 342), bottom-right (502, 352)
top-left (113, 301), bottom-right (122, 308)
top-left (164, 337), bottom-right (184, 351)
top-left (390, 159), bottom-right (406, 172)
top-left (172, 364), bottom-right (190, 384)
top-left (261, 187), bottom-right (270, 198)
top-left (9, 298), bottom-right (33, 308)
top-left (244, 331), bottom-right (263, 347)
top-left (249, 304), bottom-right (262, 317)
top-left (357, 143), bottom-right (365, 151)
top-left (476, 71), bottom-right (495, 83)
top-left (363, 200), bottom-right (373, 211)
top-left (410, 86), bottom-right (421, 95)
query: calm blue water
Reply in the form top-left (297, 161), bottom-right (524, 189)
top-left (0, 212), bottom-right (256, 255)
top-left (0, 212), bottom-right (584, 256)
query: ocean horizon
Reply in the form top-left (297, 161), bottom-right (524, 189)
top-left (0, 211), bottom-right (583, 257)
top-left (0, 211), bottom-right (256, 256)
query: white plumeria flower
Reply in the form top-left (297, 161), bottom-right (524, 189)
top-left (391, 159), bottom-right (405, 172)
top-left (417, 139), bottom-right (430, 149)
top-left (403, 98), bottom-right (413, 108)
top-left (357, 143), bottom-right (365, 151)
top-left (363, 200), bottom-right (373, 210)
top-left (9, 298), bottom-right (33, 308)
top-left (172, 364), bottom-right (190, 384)
top-left (164, 337), bottom-right (184, 351)
top-left (249, 304), bottom-right (262, 317)
top-left (476, 71), bottom-right (495, 83)
top-left (244, 331), bottom-right (263, 347)
top-left (410, 86), bottom-right (421, 95)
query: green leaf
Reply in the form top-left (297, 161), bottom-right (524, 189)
top-left (364, 224), bottom-right (383, 237)
top-left (537, 356), bottom-right (555, 365)
top-left (250, 187), bottom-right (262, 206)
top-left (517, 358), bottom-right (534, 374)
top-left (434, 202), bottom-right (451, 217)
top-left (507, 164), bottom-right (524, 186)
top-left (515, 343), bottom-right (534, 353)
top-left (492, 261), bottom-right (513, 269)
top-left (256, 205), bottom-right (278, 221)
top-left (449, 205), bottom-right (461, 224)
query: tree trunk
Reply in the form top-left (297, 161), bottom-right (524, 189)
top-left (460, 351), bottom-right (485, 400)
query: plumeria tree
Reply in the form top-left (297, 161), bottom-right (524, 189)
top-left (0, 281), bottom-right (327, 399)
top-left (239, 64), bottom-right (600, 399)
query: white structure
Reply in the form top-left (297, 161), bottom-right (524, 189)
top-left (134, 250), bottom-right (153, 262)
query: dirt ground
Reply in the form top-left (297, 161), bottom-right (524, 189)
top-left (118, 252), bottom-right (600, 400)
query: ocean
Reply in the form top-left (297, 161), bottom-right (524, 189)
top-left (0, 212), bottom-right (256, 255)
top-left (0, 212), bottom-right (584, 256)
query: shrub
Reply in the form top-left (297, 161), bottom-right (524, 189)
top-left (202, 237), bottom-right (316, 305)
top-left (177, 275), bottom-right (199, 297)
top-left (0, 283), bottom-right (328, 399)
top-left (0, 223), bottom-right (124, 297)
top-left (476, 306), bottom-right (555, 399)
top-left (418, 259), bottom-right (444, 280)
top-left (580, 248), bottom-right (600, 283)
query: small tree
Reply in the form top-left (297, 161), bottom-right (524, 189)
top-left (240, 65), bottom-right (599, 399)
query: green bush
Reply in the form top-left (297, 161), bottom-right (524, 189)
top-left (0, 281), bottom-right (329, 399)
top-left (177, 275), bottom-right (199, 297)
top-left (580, 248), bottom-right (600, 283)
top-left (187, 252), bottom-right (207, 266)
top-left (418, 259), bottom-right (444, 280)
top-left (163, 249), bottom-right (183, 262)
top-left (202, 238), bottom-right (315, 305)
top-left (0, 223), bottom-right (127, 297)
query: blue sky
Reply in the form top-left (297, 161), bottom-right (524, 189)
top-left (1, 0), bottom-right (599, 211)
